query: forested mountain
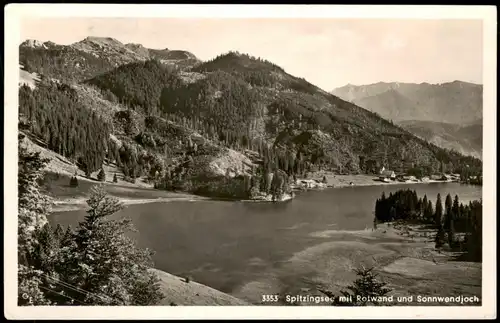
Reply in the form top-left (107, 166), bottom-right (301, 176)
top-left (19, 38), bottom-right (482, 199)
top-left (19, 82), bottom-right (110, 175)
top-left (398, 120), bottom-right (482, 160)
top-left (331, 81), bottom-right (483, 158)
top-left (19, 36), bottom-right (200, 83)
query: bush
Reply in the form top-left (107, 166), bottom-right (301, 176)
top-left (97, 168), bottom-right (106, 182)
top-left (69, 176), bottom-right (79, 187)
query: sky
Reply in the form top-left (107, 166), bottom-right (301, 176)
top-left (20, 18), bottom-right (483, 90)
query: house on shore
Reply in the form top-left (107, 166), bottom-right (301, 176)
top-left (379, 167), bottom-right (396, 181)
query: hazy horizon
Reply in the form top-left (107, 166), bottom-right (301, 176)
top-left (20, 18), bottom-right (483, 90)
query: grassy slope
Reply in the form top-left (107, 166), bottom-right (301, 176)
top-left (19, 66), bottom-right (41, 89)
top-left (152, 269), bottom-right (249, 306)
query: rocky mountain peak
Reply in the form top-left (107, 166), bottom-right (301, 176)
top-left (21, 39), bottom-right (47, 49)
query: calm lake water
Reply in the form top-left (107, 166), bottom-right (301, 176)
top-left (48, 182), bottom-right (481, 296)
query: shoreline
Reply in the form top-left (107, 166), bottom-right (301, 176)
top-left (50, 174), bottom-right (467, 212)
top-left (293, 173), bottom-right (459, 191)
top-left (51, 191), bottom-right (296, 212)
top-left (51, 195), bottom-right (210, 213)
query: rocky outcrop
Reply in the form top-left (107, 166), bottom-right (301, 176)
top-left (208, 148), bottom-right (255, 178)
top-left (21, 39), bottom-right (47, 49)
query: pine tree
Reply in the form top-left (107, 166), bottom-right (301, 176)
top-left (70, 175), bottom-right (79, 188)
top-left (465, 200), bottom-right (482, 261)
top-left (422, 195), bottom-right (428, 218)
top-left (60, 225), bottom-right (74, 248)
top-left (321, 266), bottom-right (392, 306)
top-left (389, 207), bottom-right (397, 221)
top-left (18, 141), bottom-right (53, 305)
top-left (53, 224), bottom-right (65, 244)
top-left (425, 201), bottom-right (434, 223)
top-left (97, 167), bottom-right (106, 182)
top-left (448, 219), bottom-right (456, 248)
top-left (452, 195), bottom-right (460, 220)
top-left (113, 173), bottom-right (118, 183)
top-left (270, 170), bottom-right (286, 201)
top-left (435, 225), bottom-right (446, 248)
top-left (435, 194), bottom-right (443, 228)
top-left (444, 194), bottom-right (453, 226)
top-left (260, 166), bottom-right (271, 194)
top-left (58, 185), bottom-right (164, 305)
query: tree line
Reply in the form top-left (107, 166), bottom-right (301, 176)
top-left (20, 45), bottom-right (115, 83)
top-left (86, 59), bottom-right (180, 116)
top-left (374, 189), bottom-right (482, 261)
top-left (19, 83), bottom-right (110, 175)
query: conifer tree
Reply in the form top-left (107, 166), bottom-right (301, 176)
top-left (422, 195), bottom-right (428, 216)
top-left (425, 201), bottom-right (434, 223)
top-left (448, 218), bottom-right (456, 248)
top-left (444, 194), bottom-right (453, 224)
top-left (321, 266), bottom-right (392, 306)
top-left (53, 224), bottom-right (65, 244)
top-left (435, 194), bottom-right (443, 228)
top-left (452, 195), bottom-right (460, 220)
top-left (435, 225), bottom-right (446, 248)
top-left (97, 167), bottom-right (106, 182)
top-left (260, 166), bottom-right (271, 194)
top-left (70, 175), bottom-right (79, 188)
top-left (18, 141), bottom-right (52, 305)
top-left (58, 185), bottom-right (164, 305)
top-left (466, 200), bottom-right (482, 261)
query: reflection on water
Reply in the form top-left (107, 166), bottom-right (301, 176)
top-left (48, 182), bottom-right (481, 295)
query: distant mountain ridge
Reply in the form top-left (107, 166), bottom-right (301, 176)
top-left (331, 81), bottom-right (483, 158)
top-left (331, 81), bottom-right (482, 124)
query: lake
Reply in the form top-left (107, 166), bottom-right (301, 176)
top-left (48, 182), bottom-right (482, 300)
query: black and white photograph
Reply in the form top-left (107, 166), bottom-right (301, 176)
top-left (4, 4), bottom-right (496, 320)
